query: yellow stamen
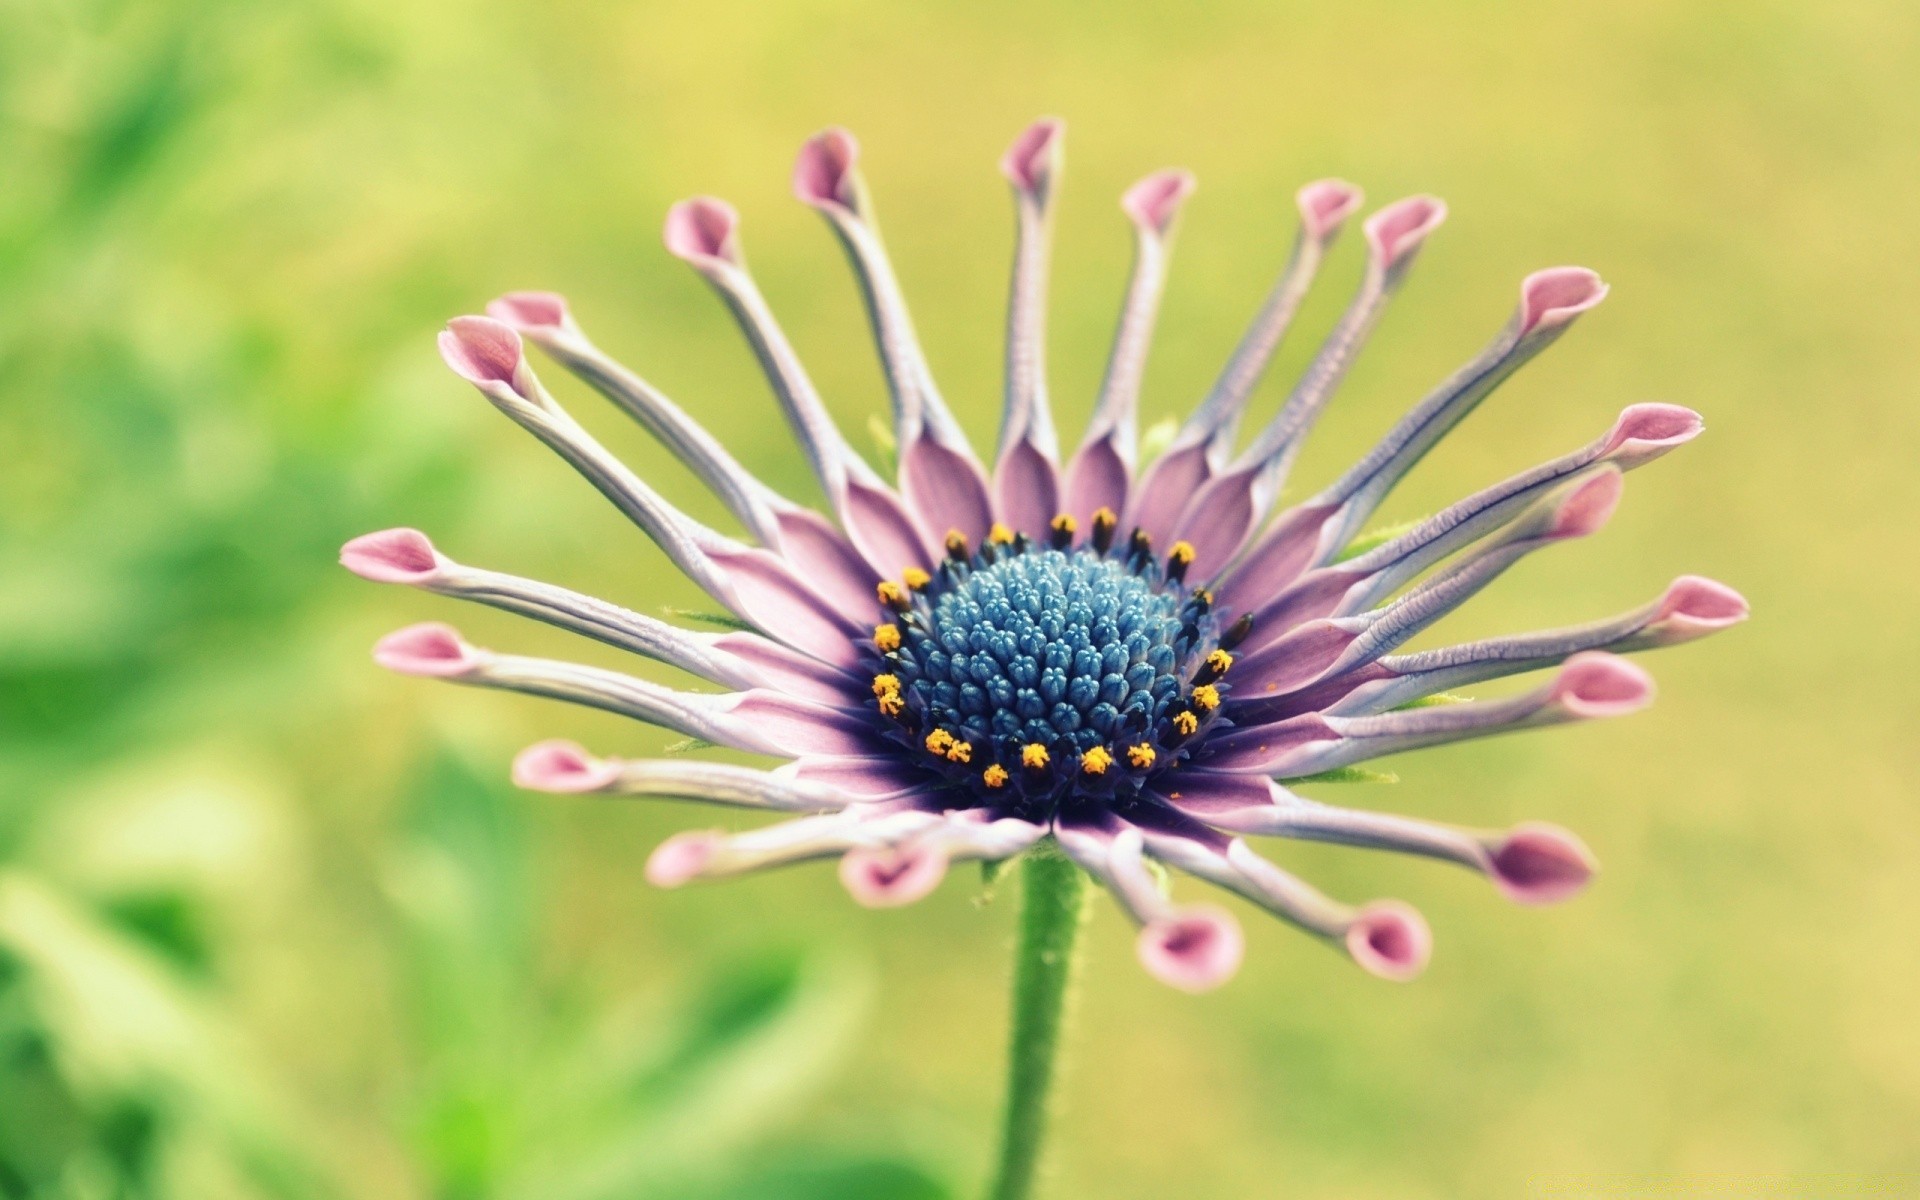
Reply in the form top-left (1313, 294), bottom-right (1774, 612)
top-left (1169, 540), bottom-right (1196, 566)
top-left (983, 764), bottom-right (1009, 789)
top-left (924, 729), bottom-right (955, 756)
top-left (989, 522), bottom-right (1015, 545)
top-left (878, 692), bottom-right (905, 717)
top-left (1126, 743), bottom-right (1156, 769)
top-left (1173, 711), bottom-right (1200, 736)
top-left (876, 580), bottom-right (908, 610)
top-left (874, 623), bottom-right (901, 653)
top-left (1192, 588), bottom-right (1213, 607)
top-left (1191, 684), bottom-right (1221, 712)
top-left (1021, 743), bottom-right (1050, 770)
top-left (1206, 649), bottom-right (1234, 676)
top-left (1081, 745), bottom-right (1114, 776)
top-left (945, 529), bottom-right (971, 558)
top-left (872, 673), bottom-right (901, 697)
top-left (902, 566), bottom-right (932, 591)
top-left (946, 739), bottom-right (973, 764)
top-left (1091, 506), bottom-right (1118, 530)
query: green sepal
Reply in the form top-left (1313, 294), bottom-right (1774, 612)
top-left (663, 736), bottom-right (719, 754)
top-left (1288, 765), bottom-right (1401, 784)
top-left (1331, 516), bottom-right (1425, 563)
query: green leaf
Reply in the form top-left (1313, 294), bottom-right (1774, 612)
top-left (867, 414), bottom-right (899, 476)
top-left (1330, 517), bottom-right (1426, 563)
top-left (664, 737), bottom-right (719, 755)
top-left (1289, 766), bottom-right (1402, 785)
top-left (1138, 416), bottom-right (1180, 462)
top-left (663, 607), bottom-right (754, 632)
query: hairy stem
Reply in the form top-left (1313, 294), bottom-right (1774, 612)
top-left (986, 846), bottom-right (1092, 1200)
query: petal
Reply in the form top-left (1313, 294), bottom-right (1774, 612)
top-left (341, 527), bottom-right (444, 584)
top-left (1345, 901), bottom-right (1433, 981)
top-left (902, 435), bottom-right (996, 549)
top-left (840, 842), bottom-right (948, 907)
top-left (993, 439), bottom-right (1062, 541)
top-left (721, 691), bottom-right (888, 758)
top-left (1138, 906), bottom-right (1244, 993)
top-left (373, 622), bottom-right (482, 677)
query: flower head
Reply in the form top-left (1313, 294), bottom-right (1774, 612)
top-left (348, 119), bottom-right (1746, 991)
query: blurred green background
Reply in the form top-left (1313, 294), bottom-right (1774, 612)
top-left (3, 0), bottom-right (1916, 1196)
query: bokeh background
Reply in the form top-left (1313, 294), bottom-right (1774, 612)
top-left (3, 1), bottom-right (1916, 1197)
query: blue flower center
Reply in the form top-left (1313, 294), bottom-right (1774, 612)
top-left (867, 528), bottom-right (1232, 818)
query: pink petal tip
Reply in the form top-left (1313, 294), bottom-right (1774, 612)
top-left (1122, 169), bottom-right (1196, 235)
top-left (1519, 267), bottom-right (1608, 335)
top-left (372, 622), bottom-right (481, 678)
top-left (646, 831), bottom-right (721, 888)
top-left (1488, 822), bottom-right (1596, 905)
top-left (794, 127), bottom-right (860, 212)
top-left (1657, 575), bottom-right (1750, 631)
top-left (839, 843), bottom-right (948, 908)
top-left (1603, 403), bottom-right (1704, 459)
top-left (438, 316), bottom-right (524, 387)
top-left (663, 197), bottom-right (742, 266)
top-left (1297, 179), bottom-right (1364, 240)
top-left (1138, 906), bottom-right (1244, 993)
top-left (1001, 117), bottom-right (1064, 194)
top-left (1552, 652), bottom-right (1655, 718)
top-left (485, 291), bottom-right (574, 334)
top-left (1547, 466), bottom-right (1624, 539)
top-left (1364, 195), bottom-right (1447, 268)
top-left (340, 528), bottom-right (442, 584)
top-left (511, 740), bottom-right (622, 793)
top-left (1346, 901), bottom-right (1432, 981)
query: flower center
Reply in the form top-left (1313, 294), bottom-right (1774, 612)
top-left (866, 516), bottom-right (1234, 817)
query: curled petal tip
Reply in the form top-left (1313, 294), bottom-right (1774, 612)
top-left (1489, 823), bottom-right (1596, 906)
top-left (486, 291), bottom-right (574, 334)
top-left (439, 316), bottom-right (524, 387)
top-left (1605, 403), bottom-right (1704, 458)
top-left (372, 622), bottom-right (481, 677)
top-left (1364, 195), bottom-right (1447, 268)
top-left (839, 843), bottom-right (948, 908)
top-left (646, 830), bottom-right (721, 888)
top-left (794, 127), bottom-right (860, 211)
top-left (1346, 901), bottom-right (1432, 981)
top-left (512, 740), bottom-right (621, 793)
top-left (1297, 178), bottom-right (1364, 240)
top-left (663, 197), bottom-right (742, 266)
top-left (1001, 117), bottom-right (1064, 194)
top-left (1659, 575), bottom-right (1750, 630)
top-left (1519, 267), bottom-right (1608, 335)
top-left (340, 528), bottom-right (442, 584)
top-left (1121, 169), bottom-right (1196, 235)
top-left (1553, 651), bottom-right (1655, 718)
top-left (1548, 466), bottom-right (1624, 539)
top-left (1138, 906), bottom-right (1244, 993)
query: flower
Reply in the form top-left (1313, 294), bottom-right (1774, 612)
top-left (345, 118), bottom-right (1748, 991)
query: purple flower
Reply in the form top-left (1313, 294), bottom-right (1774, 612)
top-left (345, 120), bottom-right (1747, 991)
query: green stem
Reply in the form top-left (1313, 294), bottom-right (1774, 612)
top-left (985, 847), bottom-right (1092, 1200)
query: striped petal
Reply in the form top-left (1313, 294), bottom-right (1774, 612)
top-left (1213, 266), bottom-right (1609, 599)
top-left (1127, 180), bottom-right (1363, 546)
top-left (1170, 196), bottom-right (1447, 578)
top-left (993, 118), bottom-right (1065, 539)
top-left (1062, 169), bottom-right (1196, 525)
top-left (1202, 651), bottom-right (1655, 776)
top-left (1054, 823), bottom-right (1244, 992)
top-left (512, 742), bottom-right (853, 811)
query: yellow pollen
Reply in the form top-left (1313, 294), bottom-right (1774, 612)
top-left (1192, 588), bottom-right (1213, 606)
top-left (924, 729), bottom-right (955, 756)
top-left (1191, 684), bottom-right (1221, 712)
top-left (1169, 540), bottom-right (1196, 565)
top-left (874, 623), bottom-right (901, 652)
top-left (1049, 513), bottom-right (1077, 534)
top-left (989, 522), bottom-right (1015, 545)
top-left (945, 529), bottom-right (970, 556)
top-left (876, 580), bottom-right (907, 608)
top-left (871, 674), bottom-right (900, 697)
top-left (1081, 746), bottom-right (1114, 776)
top-left (1173, 711), bottom-right (1200, 736)
top-left (902, 566), bottom-right (932, 590)
top-left (1092, 506), bottom-right (1118, 529)
top-left (983, 764), bottom-right (1009, 788)
top-left (946, 739), bottom-right (973, 764)
top-left (878, 692), bottom-right (905, 716)
top-left (1206, 649), bottom-right (1234, 676)
top-left (1127, 743), bottom-right (1156, 769)
top-left (1021, 743), bottom-right (1050, 769)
